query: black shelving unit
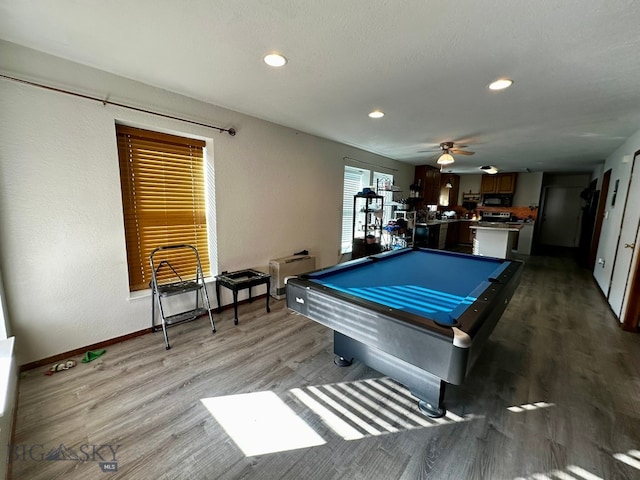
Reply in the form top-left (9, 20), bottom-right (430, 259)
top-left (351, 194), bottom-right (384, 259)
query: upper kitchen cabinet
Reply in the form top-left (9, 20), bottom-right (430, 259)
top-left (439, 174), bottom-right (460, 207)
top-left (480, 175), bottom-right (496, 194)
top-left (480, 173), bottom-right (518, 194)
top-left (414, 165), bottom-right (441, 205)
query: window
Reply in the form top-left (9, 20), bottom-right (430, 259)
top-left (116, 125), bottom-right (211, 291)
top-left (340, 166), bottom-right (370, 253)
top-left (341, 167), bottom-right (395, 254)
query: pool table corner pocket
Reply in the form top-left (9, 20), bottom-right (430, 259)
top-left (452, 327), bottom-right (471, 348)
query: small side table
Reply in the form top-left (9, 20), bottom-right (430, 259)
top-left (215, 269), bottom-right (271, 325)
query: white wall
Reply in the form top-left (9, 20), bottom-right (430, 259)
top-left (458, 175), bottom-right (482, 203)
top-left (593, 128), bottom-right (640, 313)
top-left (0, 337), bottom-right (17, 480)
top-left (0, 267), bottom-right (17, 480)
top-left (0, 42), bottom-right (413, 365)
top-left (513, 172), bottom-right (543, 206)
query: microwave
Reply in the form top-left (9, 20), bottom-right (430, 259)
top-left (482, 194), bottom-right (513, 206)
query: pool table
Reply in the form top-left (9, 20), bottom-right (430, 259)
top-left (286, 247), bottom-right (522, 417)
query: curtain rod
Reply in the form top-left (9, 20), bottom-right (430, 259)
top-left (0, 73), bottom-right (237, 136)
top-left (343, 156), bottom-right (398, 172)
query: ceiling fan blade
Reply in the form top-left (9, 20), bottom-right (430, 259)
top-left (419, 141), bottom-right (475, 156)
top-left (451, 149), bottom-right (475, 155)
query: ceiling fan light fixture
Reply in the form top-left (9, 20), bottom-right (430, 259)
top-left (437, 153), bottom-right (455, 165)
top-left (489, 78), bottom-right (513, 90)
top-left (480, 165), bottom-right (499, 174)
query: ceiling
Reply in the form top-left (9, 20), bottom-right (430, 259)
top-left (1, 0), bottom-right (639, 174)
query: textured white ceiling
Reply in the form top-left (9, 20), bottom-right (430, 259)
top-left (1, 0), bottom-right (639, 173)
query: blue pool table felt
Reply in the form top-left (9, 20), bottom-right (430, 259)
top-left (307, 250), bottom-right (509, 325)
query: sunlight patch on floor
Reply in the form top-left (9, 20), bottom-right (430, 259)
top-left (512, 445), bottom-right (640, 479)
top-left (507, 401), bottom-right (555, 413)
top-left (201, 377), bottom-right (478, 456)
top-left (200, 391), bottom-right (325, 456)
top-left (290, 377), bottom-right (475, 441)
top-left (514, 464), bottom-right (604, 480)
top-left (613, 449), bottom-right (640, 470)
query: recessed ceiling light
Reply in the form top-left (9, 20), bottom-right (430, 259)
top-left (368, 110), bottom-right (384, 119)
top-left (264, 53), bottom-right (287, 67)
top-left (488, 78), bottom-right (513, 91)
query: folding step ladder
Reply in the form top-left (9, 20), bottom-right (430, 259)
top-left (150, 244), bottom-right (216, 349)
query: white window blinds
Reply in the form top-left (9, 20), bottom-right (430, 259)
top-left (341, 166), bottom-right (370, 253)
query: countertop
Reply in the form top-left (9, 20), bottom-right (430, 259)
top-left (470, 224), bottom-right (523, 231)
top-left (418, 219), bottom-right (475, 226)
top-left (416, 219), bottom-right (534, 227)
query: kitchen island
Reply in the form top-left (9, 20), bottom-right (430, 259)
top-left (470, 223), bottom-right (523, 259)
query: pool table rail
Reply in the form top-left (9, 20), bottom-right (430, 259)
top-left (288, 280), bottom-right (467, 385)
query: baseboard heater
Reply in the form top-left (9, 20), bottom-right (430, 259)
top-left (269, 254), bottom-right (316, 299)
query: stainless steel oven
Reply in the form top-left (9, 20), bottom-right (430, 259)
top-left (480, 211), bottom-right (511, 222)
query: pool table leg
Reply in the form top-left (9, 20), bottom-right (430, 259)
top-left (334, 355), bottom-right (353, 367)
top-left (333, 331), bottom-right (447, 418)
top-left (413, 380), bottom-right (446, 418)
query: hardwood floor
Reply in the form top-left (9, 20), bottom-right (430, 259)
top-left (10, 253), bottom-right (640, 480)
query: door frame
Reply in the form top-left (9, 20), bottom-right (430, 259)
top-left (621, 225), bottom-right (640, 331)
top-left (589, 169), bottom-right (611, 270)
top-left (621, 150), bottom-right (640, 332)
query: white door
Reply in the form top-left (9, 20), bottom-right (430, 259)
top-left (539, 186), bottom-right (583, 247)
top-left (608, 153), bottom-right (640, 317)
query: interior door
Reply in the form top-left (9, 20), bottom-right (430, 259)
top-left (609, 151), bottom-right (640, 318)
top-left (539, 186), bottom-right (584, 247)
top-left (622, 226), bottom-right (640, 331)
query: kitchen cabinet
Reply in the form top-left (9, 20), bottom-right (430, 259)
top-left (414, 165), bottom-right (441, 205)
top-left (439, 174), bottom-right (460, 207)
top-left (445, 221), bottom-right (460, 247)
top-left (415, 222), bottom-right (446, 249)
top-left (435, 223), bottom-right (448, 249)
top-left (497, 173), bottom-right (517, 193)
top-left (480, 175), bottom-right (497, 194)
top-left (458, 221), bottom-right (478, 244)
top-left (480, 173), bottom-right (518, 194)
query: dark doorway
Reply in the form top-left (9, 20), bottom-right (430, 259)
top-left (578, 180), bottom-right (598, 267)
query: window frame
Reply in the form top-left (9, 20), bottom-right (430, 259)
top-left (116, 124), bottom-right (215, 292)
top-left (341, 167), bottom-right (395, 254)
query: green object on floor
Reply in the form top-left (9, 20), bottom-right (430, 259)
top-left (81, 349), bottom-right (106, 363)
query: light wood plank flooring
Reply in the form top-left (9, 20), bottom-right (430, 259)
top-left (9, 252), bottom-right (640, 480)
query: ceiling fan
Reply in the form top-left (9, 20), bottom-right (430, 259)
top-left (421, 141), bottom-right (475, 166)
top-left (439, 141), bottom-right (475, 156)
